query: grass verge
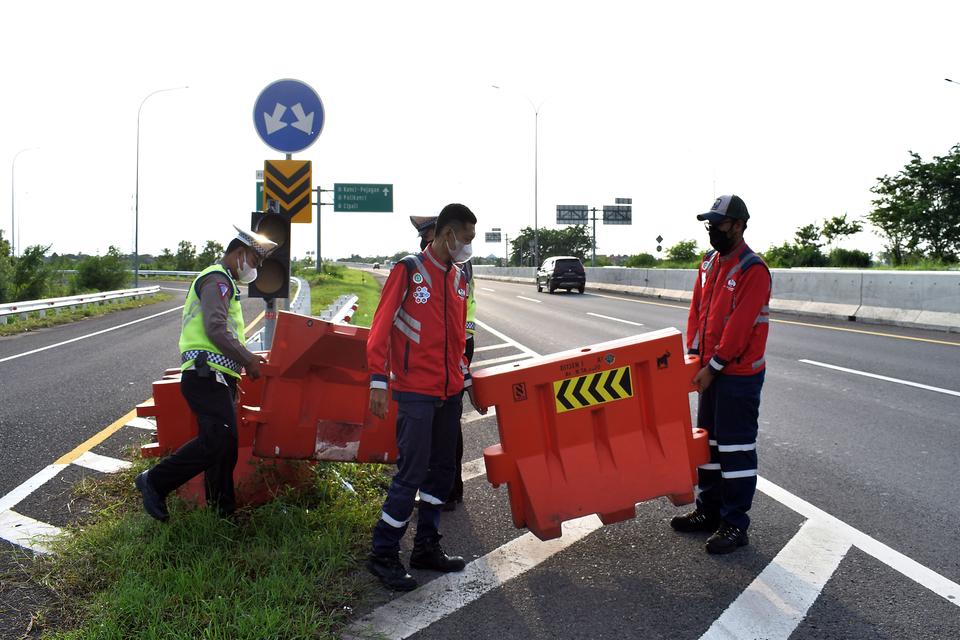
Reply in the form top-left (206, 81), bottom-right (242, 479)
top-left (0, 293), bottom-right (172, 337)
top-left (301, 266), bottom-right (383, 327)
top-left (12, 454), bottom-right (387, 639)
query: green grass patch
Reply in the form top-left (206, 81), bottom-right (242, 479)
top-left (301, 266), bottom-right (383, 327)
top-left (14, 455), bottom-right (388, 639)
top-left (0, 293), bottom-right (172, 337)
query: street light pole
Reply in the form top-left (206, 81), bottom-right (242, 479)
top-left (10, 147), bottom-right (37, 257)
top-left (135, 86), bottom-right (187, 287)
top-left (946, 78), bottom-right (960, 86)
top-left (492, 85), bottom-right (544, 267)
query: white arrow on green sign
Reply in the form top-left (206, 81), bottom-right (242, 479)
top-left (334, 183), bottom-right (393, 212)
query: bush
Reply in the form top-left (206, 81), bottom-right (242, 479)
top-left (666, 239), bottom-right (700, 263)
top-left (12, 244), bottom-right (52, 301)
top-left (625, 253), bottom-right (657, 267)
top-left (76, 246), bottom-right (130, 291)
top-left (828, 248), bottom-right (872, 268)
top-left (762, 243), bottom-right (829, 268)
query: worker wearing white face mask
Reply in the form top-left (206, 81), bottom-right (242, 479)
top-left (135, 225), bottom-right (277, 523)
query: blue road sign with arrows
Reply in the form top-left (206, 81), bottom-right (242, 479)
top-left (253, 79), bottom-right (325, 153)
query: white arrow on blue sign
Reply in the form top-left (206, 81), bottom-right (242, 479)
top-left (253, 79), bottom-right (325, 154)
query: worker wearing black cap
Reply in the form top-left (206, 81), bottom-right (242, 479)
top-left (134, 225), bottom-right (278, 522)
top-left (671, 195), bottom-right (771, 554)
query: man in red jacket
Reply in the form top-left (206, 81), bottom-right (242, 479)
top-left (366, 203), bottom-right (484, 590)
top-left (671, 194), bottom-right (771, 554)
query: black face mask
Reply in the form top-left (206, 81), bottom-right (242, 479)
top-left (709, 227), bottom-right (735, 254)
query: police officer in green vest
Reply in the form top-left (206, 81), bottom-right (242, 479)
top-left (135, 225), bottom-right (277, 522)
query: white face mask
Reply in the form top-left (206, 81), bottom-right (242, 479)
top-left (237, 252), bottom-right (258, 284)
top-left (447, 231), bottom-right (473, 263)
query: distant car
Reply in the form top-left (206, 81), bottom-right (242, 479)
top-left (373, 262), bottom-right (381, 269)
top-left (537, 256), bottom-right (586, 294)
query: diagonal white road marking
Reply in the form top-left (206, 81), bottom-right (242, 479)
top-left (800, 359), bottom-right (960, 397)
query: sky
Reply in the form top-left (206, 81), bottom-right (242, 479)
top-left (2, 0), bottom-right (959, 263)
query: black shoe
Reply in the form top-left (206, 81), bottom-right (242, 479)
top-left (706, 522), bottom-right (749, 554)
top-left (134, 471), bottom-right (169, 522)
top-left (670, 509), bottom-right (719, 533)
top-left (367, 553), bottom-right (417, 591)
top-left (410, 536), bottom-right (466, 572)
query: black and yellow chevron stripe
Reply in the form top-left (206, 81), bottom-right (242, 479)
top-left (264, 159), bottom-right (312, 223)
top-left (553, 365), bottom-right (634, 413)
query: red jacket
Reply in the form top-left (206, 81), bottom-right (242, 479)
top-left (686, 241), bottom-right (771, 376)
top-left (367, 245), bottom-right (471, 398)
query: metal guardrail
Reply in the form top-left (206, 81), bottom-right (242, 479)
top-left (318, 294), bottom-right (359, 324)
top-left (0, 287), bottom-right (162, 324)
top-left (138, 270), bottom-right (201, 277)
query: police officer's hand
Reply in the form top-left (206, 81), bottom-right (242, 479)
top-left (369, 387), bottom-right (388, 419)
top-left (693, 365), bottom-right (716, 393)
top-left (245, 355), bottom-right (267, 380)
top-left (467, 386), bottom-right (487, 415)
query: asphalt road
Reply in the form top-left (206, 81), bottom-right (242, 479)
top-left (1, 274), bottom-right (958, 639)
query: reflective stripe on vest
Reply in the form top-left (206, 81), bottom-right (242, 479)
top-left (178, 264), bottom-right (246, 378)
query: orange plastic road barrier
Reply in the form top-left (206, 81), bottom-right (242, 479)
top-left (472, 327), bottom-right (709, 541)
top-left (241, 311), bottom-right (399, 464)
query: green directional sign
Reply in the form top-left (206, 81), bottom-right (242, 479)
top-left (334, 183), bottom-right (393, 212)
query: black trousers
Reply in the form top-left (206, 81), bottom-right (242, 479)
top-left (147, 370), bottom-right (239, 516)
top-left (448, 335), bottom-right (475, 502)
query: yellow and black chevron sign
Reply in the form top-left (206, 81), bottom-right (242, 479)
top-left (264, 159), bottom-right (312, 223)
top-left (553, 365), bottom-right (633, 413)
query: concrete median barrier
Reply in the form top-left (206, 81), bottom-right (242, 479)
top-left (473, 265), bottom-right (960, 332)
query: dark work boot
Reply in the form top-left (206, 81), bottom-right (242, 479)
top-left (366, 552), bottom-right (418, 591)
top-left (134, 471), bottom-right (169, 522)
top-left (410, 536), bottom-right (466, 572)
top-left (706, 522), bottom-right (749, 554)
top-left (670, 509), bottom-right (718, 533)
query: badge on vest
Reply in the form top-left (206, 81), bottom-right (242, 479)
top-left (413, 285), bottom-right (430, 304)
top-left (726, 278), bottom-right (737, 291)
top-left (412, 273), bottom-right (424, 285)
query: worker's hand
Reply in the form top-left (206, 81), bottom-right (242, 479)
top-left (467, 386), bottom-right (487, 415)
top-left (693, 365), bottom-right (716, 393)
top-left (369, 387), bottom-right (389, 419)
top-left (245, 355), bottom-right (268, 380)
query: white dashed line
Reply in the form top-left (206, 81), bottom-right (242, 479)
top-left (474, 342), bottom-right (511, 353)
top-left (0, 510), bottom-right (62, 554)
top-left (586, 312), bottom-right (645, 327)
top-left (481, 287), bottom-right (496, 292)
top-left (515, 295), bottom-right (542, 304)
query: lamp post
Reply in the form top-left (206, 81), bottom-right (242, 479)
top-left (10, 147), bottom-right (37, 257)
top-left (946, 78), bottom-right (960, 86)
top-left (492, 85), bottom-right (544, 268)
top-left (135, 86), bottom-right (187, 287)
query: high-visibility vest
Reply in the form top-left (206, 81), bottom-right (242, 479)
top-left (464, 261), bottom-right (476, 337)
top-left (179, 264), bottom-right (246, 378)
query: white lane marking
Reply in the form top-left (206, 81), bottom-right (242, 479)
top-left (474, 318), bottom-right (541, 358)
top-left (474, 342), bottom-right (511, 353)
top-left (0, 305), bottom-right (185, 364)
top-left (586, 312), bottom-right (645, 327)
top-left (72, 451), bottom-right (132, 474)
top-left (127, 417), bottom-right (157, 431)
top-left (0, 464), bottom-right (67, 513)
top-left (515, 295), bottom-right (542, 304)
top-left (461, 457), bottom-right (487, 482)
top-left (481, 287), bottom-right (496, 292)
top-left (472, 353), bottom-right (532, 368)
top-left (586, 291), bottom-right (688, 310)
top-left (758, 477), bottom-right (960, 607)
top-left (0, 510), bottom-right (62, 554)
top-left (701, 519), bottom-right (853, 640)
top-left (800, 359), bottom-right (960, 398)
top-left (343, 515), bottom-right (604, 640)
top-left (463, 407), bottom-right (497, 424)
